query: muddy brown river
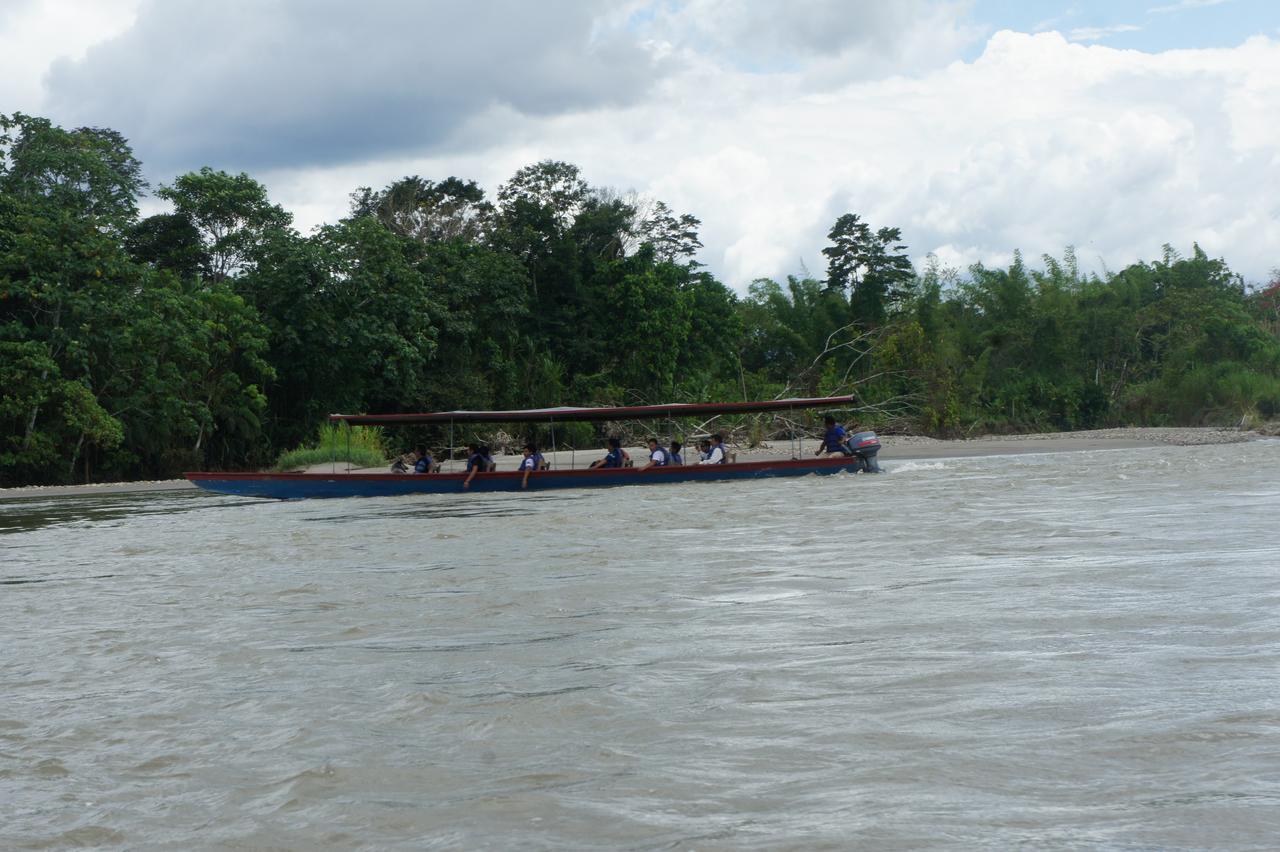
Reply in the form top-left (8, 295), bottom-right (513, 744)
top-left (3, 442), bottom-right (1279, 848)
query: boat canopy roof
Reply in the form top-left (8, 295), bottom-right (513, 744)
top-left (329, 394), bottom-right (858, 425)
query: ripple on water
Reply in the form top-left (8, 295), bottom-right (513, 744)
top-left (2, 441), bottom-right (1280, 847)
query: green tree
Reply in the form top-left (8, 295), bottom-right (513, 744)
top-left (157, 167), bottom-right (292, 281)
top-left (125, 212), bottom-right (208, 278)
top-left (1251, 273), bottom-right (1280, 338)
top-left (0, 117), bottom-right (142, 482)
top-left (238, 218), bottom-right (443, 446)
top-left (635, 200), bottom-right (703, 265)
top-left (1, 113), bottom-right (144, 230)
top-left (350, 175), bottom-right (494, 243)
top-left (737, 277), bottom-right (855, 394)
top-left (822, 213), bottom-right (914, 325)
top-left (496, 160), bottom-right (590, 233)
top-left (414, 237), bottom-right (531, 410)
top-left (1, 116), bottom-right (275, 483)
top-left (588, 247), bottom-right (690, 399)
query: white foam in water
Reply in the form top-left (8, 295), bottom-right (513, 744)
top-left (888, 461), bottom-right (948, 473)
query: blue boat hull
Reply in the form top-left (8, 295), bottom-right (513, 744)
top-left (186, 456), bottom-right (869, 500)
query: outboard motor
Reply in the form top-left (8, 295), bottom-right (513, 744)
top-left (847, 431), bottom-right (882, 473)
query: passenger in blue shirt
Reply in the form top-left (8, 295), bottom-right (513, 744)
top-left (391, 444), bottom-right (433, 473)
top-left (519, 442), bottom-right (545, 489)
top-left (589, 437), bottom-right (629, 469)
top-left (463, 443), bottom-right (493, 489)
top-left (815, 415), bottom-right (855, 456)
top-left (669, 441), bottom-right (684, 466)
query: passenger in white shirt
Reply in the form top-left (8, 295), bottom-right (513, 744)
top-left (698, 433), bottom-right (727, 464)
top-left (639, 438), bottom-right (670, 470)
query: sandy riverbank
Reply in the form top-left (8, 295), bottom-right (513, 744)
top-left (0, 426), bottom-right (1263, 502)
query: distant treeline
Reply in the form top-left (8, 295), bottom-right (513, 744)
top-left (3, 113), bottom-right (1279, 486)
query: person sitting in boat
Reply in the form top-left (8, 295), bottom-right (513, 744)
top-left (390, 444), bottom-right (433, 473)
top-left (463, 442), bottom-right (492, 489)
top-left (815, 415), bottom-right (855, 456)
top-left (519, 442), bottom-right (545, 489)
top-left (589, 437), bottom-right (629, 469)
top-left (698, 433), bottom-right (728, 464)
top-left (640, 437), bottom-right (671, 470)
top-left (669, 440), bottom-right (684, 465)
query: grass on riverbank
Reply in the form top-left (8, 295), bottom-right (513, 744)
top-left (275, 424), bottom-right (388, 471)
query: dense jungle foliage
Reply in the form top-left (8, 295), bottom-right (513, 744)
top-left (3, 113), bottom-right (1279, 486)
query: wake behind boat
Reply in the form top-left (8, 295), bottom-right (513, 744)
top-left (185, 395), bottom-right (882, 500)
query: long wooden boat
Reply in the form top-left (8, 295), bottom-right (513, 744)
top-left (185, 395), bottom-right (878, 500)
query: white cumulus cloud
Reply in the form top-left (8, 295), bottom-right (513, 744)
top-left (1149, 0), bottom-right (1233, 15)
top-left (7, 2), bottom-right (1280, 288)
top-left (335, 27), bottom-right (1274, 287)
top-left (1068, 24), bottom-right (1144, 41)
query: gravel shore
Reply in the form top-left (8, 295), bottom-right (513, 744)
top-left (0, 426), bottom-right (1265, 501)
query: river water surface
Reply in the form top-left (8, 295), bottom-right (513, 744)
top-left (3, 442), bottom-right (1279, 849)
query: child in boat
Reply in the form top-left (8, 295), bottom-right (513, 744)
top-left (698, 433), bottom-right (728, 464)
top-left (815, 415), bottom-right (855, 456)
top-left (589, 437), bottom-right (629, 469)
top-left (696, 438), bottom-right (712, 461)
top-left (518, 443), bottom-right (545, 489)
top-left (669, 440), bottom-right (684, 465)
top-left (640, 437), bottom-right (671, 469)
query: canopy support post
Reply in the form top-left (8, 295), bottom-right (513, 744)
top-left (791, 406), bottom-right (797, 459)
top-left (345, 422), bottom-right (351, 472)
top-left (798, 407), bottom-right (804, 458)
top-left (331, 420), bottom-right (337, 473)
top-left (549, 418), bottom-right (557, 470)
top-left (448, 419), bottom-right (454, 473)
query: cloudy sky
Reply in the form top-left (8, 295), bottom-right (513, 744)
top-left (3, 0), bottom-right (1278, 287)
